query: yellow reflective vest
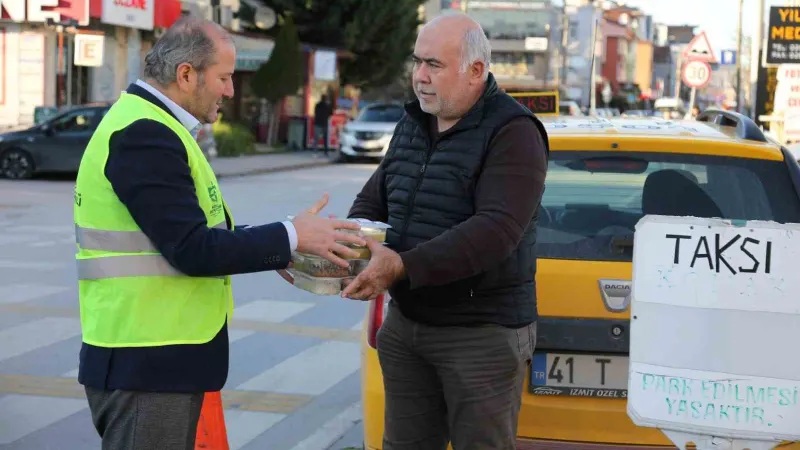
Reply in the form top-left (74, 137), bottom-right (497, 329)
top-left (74, 92), bottom-right (234, 348)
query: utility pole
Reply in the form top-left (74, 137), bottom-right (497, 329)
top-left (735, 0), bottom-right (744, 113)
top-left (589, 16), bottom-right (599, 115)
top-left (750, 0), bottom-right (765, 119)
top-left (561, 2), bottom-right (570, 88)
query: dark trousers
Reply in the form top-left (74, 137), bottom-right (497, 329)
top-left (85, 387), bottom-right (203, 450)
top-left (314, 124), bottom-right (329, 154)
top-left (377, 301), bottom-right (535, 450)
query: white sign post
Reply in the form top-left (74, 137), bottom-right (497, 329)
top-left (681, 31), bottom-right (717, 118)
top-left (682, 60), bottom-right (712, 118)
top-left (629, 215), bottom-right (800, 450)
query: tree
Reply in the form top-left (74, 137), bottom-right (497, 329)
top-left (249, 14), bottom-right (304, 145)
top-left (339, 0), bottom-right (424, 89)
top-left (250, 14), bottom-right (303, 103)
top-left (251, 0), bottom-right (425, 90)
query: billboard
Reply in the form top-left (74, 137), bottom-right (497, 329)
top-left (766, 6), bottom-right (800, 65)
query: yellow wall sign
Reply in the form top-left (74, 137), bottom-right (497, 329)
top-left (767, 6), bottom-right (800, 65)
top-left (508, 91), bottom-right (560, 116)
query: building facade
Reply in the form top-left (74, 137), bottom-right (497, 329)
top-left (435, 0), bottom-right (561, 91)
top-left (0, 0), bottom-right (181, 129)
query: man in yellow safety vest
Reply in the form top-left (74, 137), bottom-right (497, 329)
top-left (73, 16), bottom-right (365, 449)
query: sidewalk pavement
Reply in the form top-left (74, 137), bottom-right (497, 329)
top-left (210, 150), bottom-right (334, 179)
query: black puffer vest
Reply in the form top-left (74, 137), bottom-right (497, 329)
top-left (384, 73), bottom-right (549, 327)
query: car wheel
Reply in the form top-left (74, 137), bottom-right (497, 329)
top-left (0, 148), bottom-right (35, 179)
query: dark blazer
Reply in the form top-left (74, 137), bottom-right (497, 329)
top-left (78, 83), bottom-right (292, 393)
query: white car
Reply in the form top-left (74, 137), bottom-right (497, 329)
top-left (336, 103), bottom-right (404, 162)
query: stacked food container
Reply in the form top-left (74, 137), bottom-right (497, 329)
top-left (287, 219), bottom-right (391, 295)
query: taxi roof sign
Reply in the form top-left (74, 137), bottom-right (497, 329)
top-left (508, 91), bottom-right (559, 116)
top-left (682, 31), bottom-right (717, 64)
top-left (629, 215), bottom-right (800, 450)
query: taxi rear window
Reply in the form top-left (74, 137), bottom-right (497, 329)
top-left (536, 151), bottom-right (800, 262)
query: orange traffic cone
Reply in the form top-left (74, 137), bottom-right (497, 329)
top-left (195, 391), bottom-right (229, 450)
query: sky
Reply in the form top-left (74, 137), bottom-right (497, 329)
top-left (619, 0), bottom-right (790, 54)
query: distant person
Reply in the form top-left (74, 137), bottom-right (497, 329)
top-left (314, 94), bottom-right (332, 156)
top-left (73, 16), bottom-right (364, 449)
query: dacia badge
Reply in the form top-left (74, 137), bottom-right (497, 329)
top-left (598, 279), bottom-right (631, 312)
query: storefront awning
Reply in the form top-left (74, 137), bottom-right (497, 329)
top-left (230, 32), bottom-right (275, 71)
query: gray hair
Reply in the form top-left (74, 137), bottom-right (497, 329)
top-left (144, 16), bottom-right (231, 86)
top-left (460, 26), bottom-right (491, 80)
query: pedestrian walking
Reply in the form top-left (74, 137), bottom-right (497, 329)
top-left (340, 11), bottom-right (549, 450)
top-left (314, 94), bottom-right (332, 156)
top-left (73, 16), bottom-right (364, 450)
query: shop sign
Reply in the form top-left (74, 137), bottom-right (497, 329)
top-left (74, 33), bottom-right (105, 67)
top-left (0, 0), bottom-right (89, 25)
top-left (766, 6), bottom-right (800, 65)
top-left (101, 0), bottom-right (154, 30)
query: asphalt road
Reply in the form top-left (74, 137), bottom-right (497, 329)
top-left (0, 163), bottom-right (378, 450)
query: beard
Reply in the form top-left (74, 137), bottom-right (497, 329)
top-left (189, 76), bottom-right (220, 124)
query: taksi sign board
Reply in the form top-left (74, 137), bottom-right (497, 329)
top-left (682, 31), bottom-right (717, 64)
top-left (102, 0), bottom-right (154, 30)
top-left (628, 215), bottom-right (800, 450)
top-left (682, 60), bottom-right (712, 88)
top-left (766, 6), bottom-right (800, 65)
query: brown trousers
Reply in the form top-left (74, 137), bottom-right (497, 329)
top-left (377, 301), bottom-right (536, 450)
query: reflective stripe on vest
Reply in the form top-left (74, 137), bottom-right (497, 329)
top-left (75, 221), bottom-right (227, 280)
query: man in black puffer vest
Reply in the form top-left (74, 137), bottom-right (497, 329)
top-left (342, 12), bottom-right (549, 450)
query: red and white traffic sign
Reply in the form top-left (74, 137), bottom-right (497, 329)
top-left (681, 60), bottom-right (712, 88)
top-left (682, 31), bottom-right (717, 63)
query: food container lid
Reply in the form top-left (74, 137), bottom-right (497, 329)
top-left (345, 218), bottom-right (392, 230)
top-left (286, 216), bottom-right (390, 229)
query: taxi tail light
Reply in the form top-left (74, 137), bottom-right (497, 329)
top-left (367, 293), bottom-right (387, 349)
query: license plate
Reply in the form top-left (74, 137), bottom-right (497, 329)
top-left (357, 140), bottom-right (382, 149)
top-left (530, 352), bottom-right (628, 398)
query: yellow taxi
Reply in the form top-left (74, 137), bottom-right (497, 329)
top-left (359, 109), bottom-right (800, 449)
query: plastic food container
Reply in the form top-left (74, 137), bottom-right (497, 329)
top-left (340, 219), bottom-right (391, 243)
top-left (288, 269), bottom-right (351, 296)
top-left (291, 252), bottom-right (369, 278)
top-left (341, 245), bottom-right (372, 260)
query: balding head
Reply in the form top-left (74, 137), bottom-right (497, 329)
top-left (422, 12), bottom-right (491, 79)
top-left (143, 16), bottom-right (235, 124)
top-left (412, 12), bottom-right (491, 127)
top-left (144, 16), bottom-right (232, 87)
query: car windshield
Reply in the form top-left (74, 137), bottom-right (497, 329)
top-left (536, 151), bottom-right (800, 262)
top-left (357, 105), bottom-right (404, 123)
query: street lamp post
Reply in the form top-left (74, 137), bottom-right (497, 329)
top-left (46, 18), bottom-right (79, 107)
top-left (735, 0), bottom-right (744, 113)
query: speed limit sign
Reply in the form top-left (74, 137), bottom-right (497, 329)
top-left (681, 60), bottom-right (712, 88)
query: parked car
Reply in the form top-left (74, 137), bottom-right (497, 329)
top-left (0, 103), bottom-right (111, 179)
top-left (335, 103), bottom-right (405, 162)
top-left (359, 111), bottom-right (800, 449)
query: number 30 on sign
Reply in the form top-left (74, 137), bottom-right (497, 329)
top-left (682, 60), bottom-right (712, 89)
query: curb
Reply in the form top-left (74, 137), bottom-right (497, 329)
top-left (214, 159), bottom-right (334, 179)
